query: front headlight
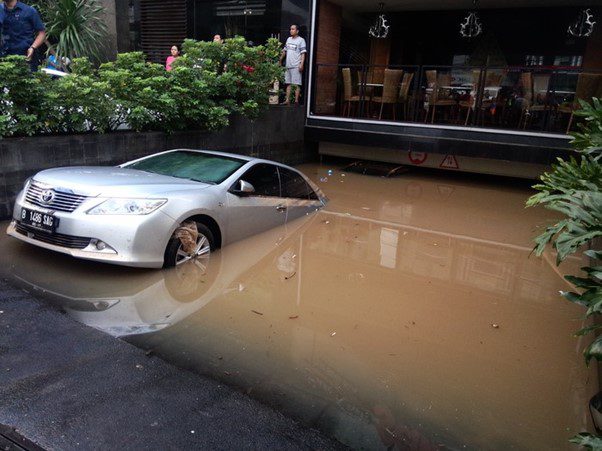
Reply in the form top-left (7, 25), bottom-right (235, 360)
top-left (23, 177), bottom-right (32, 190)
top-left (87, 198), bottom-right (167, 215)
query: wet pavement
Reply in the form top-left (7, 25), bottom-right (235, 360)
top-left (0, 163), bottom-right (596, 450)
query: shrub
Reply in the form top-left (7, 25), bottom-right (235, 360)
top-left (0, 37), bottom-right (282, 138)
top-left (43, 74), bottom-right (114, 133)
top-left (0, 56), bottom-right (47, 136)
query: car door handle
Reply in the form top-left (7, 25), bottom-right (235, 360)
top-left (276, 205), bottom-right (287, 212)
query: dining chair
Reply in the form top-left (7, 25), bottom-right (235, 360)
top-left (518, 72), bottom-right (533, 129)
top-left (398, 72), bottom-right (414, 120)
top-left (425, 70), bottom-right (457, 124)
top-left (557, 73), bottom-right (602, 133)
top-left (341, 67), bottom-right (360, 118)
top-left (520, 73), bottom-right (551, 129)
top-left (458, 69), bottom-right (481, 125)
top-left (372, 68), bottom-right (404, 120)
top-left (478, 70), bottom-right (506, 125)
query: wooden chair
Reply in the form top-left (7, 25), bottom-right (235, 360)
top-left (341, 68), bottom-right (360, 117)
top-left (519, 72), bottom-right (551, 129)
top-left (398, 72), bottom-right (414, 120)
top-left (479, 70), bottom-right (506, 125)
top-left (372, 68), bottom-right (403, 120)
top-left (458, 69), bottom-right (481, 125)
top-left (557, 73), bottom-right (602, 133)
top-left (425, 70), bottom-right (457, 123)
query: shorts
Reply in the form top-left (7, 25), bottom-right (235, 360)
top-left (285, 67), bottom-right (302, 86)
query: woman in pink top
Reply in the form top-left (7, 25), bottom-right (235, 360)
top-left (165, 45), bottom-right (180, 71)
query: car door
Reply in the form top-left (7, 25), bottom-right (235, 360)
top-left (225, 163), bottom-right (287, 243)
top-left (278, 167), bottom-right (324, 221)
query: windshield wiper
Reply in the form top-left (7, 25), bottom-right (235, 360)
top-left (185, 177), bottom-right (217, 185)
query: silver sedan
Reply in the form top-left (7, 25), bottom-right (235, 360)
top-left (7, 149), bottom-right (326, 268)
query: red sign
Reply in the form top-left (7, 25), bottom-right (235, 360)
top-left (408, 151), bottom-right (427, 165)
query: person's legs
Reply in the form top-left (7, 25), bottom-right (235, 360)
top-left (290, 69), bottom-right (303, 104)
top-left (283, 84), bottom-right (291, 105)
top-left (281, 69), bottom-right (293, 105)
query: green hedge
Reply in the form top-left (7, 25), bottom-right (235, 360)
top-left (0, 37), bottom-right (284, 138)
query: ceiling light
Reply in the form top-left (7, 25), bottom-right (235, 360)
top-left (460, 0), bottom-right (483, 39)
top-left (369, 3), bottom-right (389, 39)
top-left (568, 8), bottom-right (596, 38)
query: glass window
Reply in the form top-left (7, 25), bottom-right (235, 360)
top-left (279, 168), bottom-right (317, 200)
top-left (125, 151), bottom-right (246, 184)
top-left (239, 164), bottom-right (281, 197)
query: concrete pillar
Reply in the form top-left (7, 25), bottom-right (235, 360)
top-left (99, 0), bottom-right (118, 59)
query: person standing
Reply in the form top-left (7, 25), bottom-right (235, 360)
top-left (280, 24), bottom-right (306, 105)
top-left (2, 0), bottom-right (46, 70)
top-left (165, 45), bottom-right (179, 71)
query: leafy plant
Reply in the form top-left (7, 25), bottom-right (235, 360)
top-left (527, 98), bottom-right (602, 444)
top-left (0, 56), bottom-right (47, 136)
top-left (43, 72), bottom-right (114, 134)
top-left (570, 432), bottom-right (602, 450)
top-left (0, 37), bottom-right (281, 137)
top-left (36, 0), bottom-right (109, 62)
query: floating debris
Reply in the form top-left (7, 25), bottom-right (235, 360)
top-left (491, 323), bottom-right (500, 329)
top-left (331, 332), bottom-right (337, 337)
top-left (251, 310), bottom-right (264, 316)
top-left (289, 315), bottom-right (299, 319)
top-left (284, 272), bottom-right (296, 280)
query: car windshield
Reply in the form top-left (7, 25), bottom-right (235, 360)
top-left (125, 151), bottom-right (246, 184)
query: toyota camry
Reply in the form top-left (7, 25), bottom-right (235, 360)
top-left (6, 149), bottom-right (326, 268)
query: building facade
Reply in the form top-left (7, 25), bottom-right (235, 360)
top-left (118, 0), bottom-right (602, 177)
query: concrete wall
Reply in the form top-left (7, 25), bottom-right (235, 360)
top-left (99, 0), bottom-right (118, 60)
top-left (0, 106), bottom-right (312, 220)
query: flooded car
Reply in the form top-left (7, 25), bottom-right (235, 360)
top-left (6, 149), bottom-right (326, 268)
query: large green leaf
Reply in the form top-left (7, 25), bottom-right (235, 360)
top-left (570, 433), bottom-right (602, 450)
top-left (585, 335), bottom-right (602, 365)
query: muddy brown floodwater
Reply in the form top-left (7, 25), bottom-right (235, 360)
top-left (0, 163), bottom-right (596, 450)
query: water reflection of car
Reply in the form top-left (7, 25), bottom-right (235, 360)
top-left (4, 215), bottom-right (316, 337)
top-left (6, 150), bottom-right (326, 268)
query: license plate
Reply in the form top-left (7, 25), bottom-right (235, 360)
top-left (20, 208), bottom-right (59, 233)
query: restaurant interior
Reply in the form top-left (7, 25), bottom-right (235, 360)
top-left (311, 0), bottom-right (602, 135)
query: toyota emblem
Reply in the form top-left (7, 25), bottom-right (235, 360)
top-left (40, 189), bottom-right (55, 204)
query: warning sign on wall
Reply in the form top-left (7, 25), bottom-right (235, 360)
top-left (439, 154), bottom-right (459, 169)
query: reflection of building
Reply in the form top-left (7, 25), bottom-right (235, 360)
top-left (113, 1), bottom-right (602, 177)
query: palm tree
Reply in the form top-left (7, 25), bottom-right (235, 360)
top-left (35, 0), bottom-right (109, 63)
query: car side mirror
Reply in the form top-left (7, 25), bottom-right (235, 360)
top-left (230, 179), bottom-right (255, 196)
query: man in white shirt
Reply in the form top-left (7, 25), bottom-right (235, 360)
top-left (279, 24), bottom-right (306, 105)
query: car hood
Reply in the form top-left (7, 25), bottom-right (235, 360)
top-left (33, 167), bottom-right (212, 197)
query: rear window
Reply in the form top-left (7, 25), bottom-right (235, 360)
top-left (126, 151), bottom-right (246, 184)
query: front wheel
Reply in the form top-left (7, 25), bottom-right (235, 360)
top-left (163, 222), bottom-right (215, 268)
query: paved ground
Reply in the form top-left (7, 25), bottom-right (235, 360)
top-left (0, 280), bottom-right (343, 450)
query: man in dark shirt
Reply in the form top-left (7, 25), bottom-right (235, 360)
top-left (3, 0), bottom-right (46, 70)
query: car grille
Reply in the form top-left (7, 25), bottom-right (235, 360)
top-left (15, 223), bottom-right (92, 249)
top-left (25, 181), bottom-right (88, 213)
